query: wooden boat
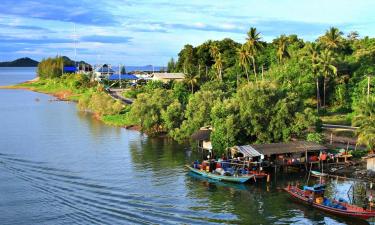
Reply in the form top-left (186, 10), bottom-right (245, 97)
top-left (311, 170), bottom-right (328, 177)
top-left (284, 184), bottom-right (375, 220)
top-left (186, 165), bottom-right (254, 183)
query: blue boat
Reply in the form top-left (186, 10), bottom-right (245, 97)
top-left (186, 165), bottom-right (254, 183)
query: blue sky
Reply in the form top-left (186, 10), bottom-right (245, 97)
top-left (0, 0), bottom-right (374, 66)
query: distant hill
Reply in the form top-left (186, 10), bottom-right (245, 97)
top-left (61, 56), bottom-right (90, 67)
top-left (0, 57), bottom-right (39, 67)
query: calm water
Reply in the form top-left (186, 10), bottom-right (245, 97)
top-left (0, 68), bottom-right (373, 225)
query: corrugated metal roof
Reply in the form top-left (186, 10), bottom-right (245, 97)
top-left (109, 74), bottom-right (138, 80)
top-left (233, 145), bottom-right (262, 157)
top-left (153, 73), bottom-right (185, 79)
top-left (191, 129), bottom-right (211, 141)
top-left (251, 141), bottom-right (327, 156)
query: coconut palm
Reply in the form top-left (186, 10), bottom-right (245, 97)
top-left (237, 45), bottom-right (251, 82)
top-left (319, 49), bottom-right (337, 107)
top-left (184, 71), bottom-right (198, 93)
top-left (213, 53), bottom-right (223, 81)
top-left (303, 43), bottom-right (321, 112)
top-left (210, 44), bottom-right (219, 59)
top-left (245, 27), bottom-right (263, 81)
top-left (319, 27), bottom-right (343, 51)
top-left (353, 96), bottom-right (375, 150)
top-left (276, 35), bottom-right (290, 64)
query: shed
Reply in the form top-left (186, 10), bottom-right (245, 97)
top-left (191, 127), bottom-right (212, 151)
top-left (251, 141), bottom-right (328, 156)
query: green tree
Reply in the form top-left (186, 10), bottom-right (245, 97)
top-left (353, 96), bottom-right (375, 150)
top-left (161, 100), bottom-right (184, 136)
top-left (319, 27), bottom-right (344, 51)
top-left (237, 45), bottom-right (251, 82)
top-left (236, 82), bottom-right (315, 143)
top-left (167, 58), bottom-right (176, 72)
top-left (184, 70), bottom-right (199, 93)
top-left (210, 98), bottom-right (241, 153)
top-left (319, 49), bottom-right (337, 106)
top-left (276, 35), bottom-right (290, 64)
top-left (213, 53), bottom-right (223, 81)
top-left (303, 42), bottom-right (322, 112)
top-left (130, 89), bottom-right (175, 135)
top-left (245, 27), bottom-right (263, 81)
top-left (173, 90), bottom-right (224, 141)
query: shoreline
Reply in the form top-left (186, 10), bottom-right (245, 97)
top-left (0, 78), bottom-right (142, 132)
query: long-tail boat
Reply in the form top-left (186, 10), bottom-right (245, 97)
top-left (284, 184), bottom-right (375, 220)
top-left (186, 165), bottom-right (254, 183)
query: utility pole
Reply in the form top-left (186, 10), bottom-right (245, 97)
top-left (119, 64), bottom-right (122, 89)
top-left (74, 23), bottom-right (77, 73)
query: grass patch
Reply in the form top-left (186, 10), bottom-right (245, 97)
top-left (321, 114), bottom-right (352, 126)
top-left (101, 113), bottom-right (133, 127)
top-left (331, 129), bottom-right (356, 138)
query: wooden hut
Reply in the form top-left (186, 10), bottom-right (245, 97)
top-left (191, 127), bottom-right (212, 152)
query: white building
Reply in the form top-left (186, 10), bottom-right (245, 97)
top-left (152, 73), bottom-right (185, 83)
top-left (94, 64), bottom-right (115, 81)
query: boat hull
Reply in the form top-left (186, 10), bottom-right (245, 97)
top-left (186, 166), bottom-right (253, 183)
top-left (284, 187), bottom-right (375, 220)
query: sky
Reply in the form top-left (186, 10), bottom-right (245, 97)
top-left (0, 0), bottom-right (375, 66)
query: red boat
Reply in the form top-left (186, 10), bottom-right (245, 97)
top-left (284, 184), bottom-right (375, 220)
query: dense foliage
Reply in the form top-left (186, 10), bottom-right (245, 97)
top-left (138, 27), bottom-right (374, 151)
top-left (33, 26), bottom-right (374, 152)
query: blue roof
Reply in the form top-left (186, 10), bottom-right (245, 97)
top-left (63, 66), bottom-right (76, 72)
top-left (109, 74), bottom-right (139, 80)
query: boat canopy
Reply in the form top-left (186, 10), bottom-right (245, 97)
top-left (303, 184), bottom-right (326, 192)
top-left (231, 145), bottom-right (263, 158)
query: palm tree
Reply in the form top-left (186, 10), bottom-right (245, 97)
top-left (319, 27), bottom-right (343, 51)
top-left (210, 44), bottom-right (223, 81)
top-left (353, 96), bottom-right (375, 150)
top-left (276, 35), bottom-right (290, 64)
top-left (319, 49), bottom-right (337, 107)
top-left (184, 71), bottom-right (198, 93)
top-left (245, 27), bottom-right (263, 81)
top-left (210, 44), bottom-right (219, 59)
top-left (303, 43), bottom-right (321, 112)
top-left (237, 45), bottom-right (251, 82)
top-left (213, 53), bottom-right (223, 81)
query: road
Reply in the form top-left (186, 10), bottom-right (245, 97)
top-left (322, 124), bottom-right (358, 131)
top-left (107, 88), bottom-right (133, 104)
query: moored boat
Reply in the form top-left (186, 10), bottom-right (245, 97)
top-left (284, 184), bottom-right (375, 220)
top-left (186, 165), bottom-right (254, 183)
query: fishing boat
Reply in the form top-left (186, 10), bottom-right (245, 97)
top-left (186, 165), bottom-right (254, 183)
top-left (284, 184), bottom-right (375, 220)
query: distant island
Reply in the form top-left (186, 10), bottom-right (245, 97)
top-left (0, 57), bottom-right (39, 67)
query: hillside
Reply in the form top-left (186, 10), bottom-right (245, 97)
top-left (0, 57), bottom-right (39, 67)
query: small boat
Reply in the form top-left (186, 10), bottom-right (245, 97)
top-left (284, 184), bottom-right (375, 220)
top-left (311, 170), bottom-right (328, 177)
top-left (186, 165), bottom-right (254, 183)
